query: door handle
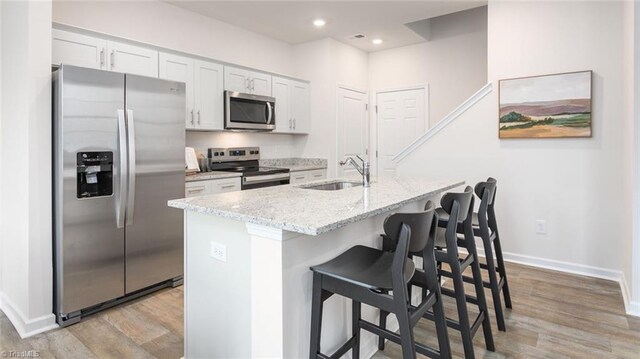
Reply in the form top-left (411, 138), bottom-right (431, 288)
top-left (245, 78), bottom-right (250, 91)
top-left (100, 49), bottom-right (105, 68)
top-left (116, 109), bottom-right (127, 228)
top-left (125, 109), bottom-right (136, 226)
top-left (251, 79), bottom-right (255, 91)
top-left (190, 109), bottom-right (194, 125)
top-left (197, 110), bottom-right (201, 125)
top-left (266, 102), bottom-right (273, 125)
top-left (110, 50), bottom-right (115, 69)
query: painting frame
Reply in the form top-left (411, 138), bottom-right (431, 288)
top-left (498, 70), bottom-right (593, 139)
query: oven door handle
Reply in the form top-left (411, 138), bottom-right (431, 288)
top-left (243, 173), bottom-right (290, 184)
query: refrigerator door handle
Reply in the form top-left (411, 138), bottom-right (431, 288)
top-left (116, 109), bottom-right (127, 228)
top-left (125, 109), bottom-right (136, 226)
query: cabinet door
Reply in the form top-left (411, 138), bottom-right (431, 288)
top-left (107, 40), bottom-right (159, 77)
top-left (224, 66), bottom-right (250, 93)
top-left (52, 29), bottom-right (107, 70)
top-left (159, 52), bottom-right (195, 128)
top-left (194, 60), bottom-right (224, 130)
top-left (208, 178), bottom-right (241, 194)
top-left (185, 182), bottom-right (209, 198)
top-left (249, 71), bottom-right (272, 97)
top-left (289, 172), bottom-right (309, 184)
top-left (291, 81), bottom-right (310, 133)
top-left (272, 76), bottom-right (291, 133)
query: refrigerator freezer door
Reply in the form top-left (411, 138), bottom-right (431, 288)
top-left (124, 74), bottom-right (185, 293)
top-left (54, 65), bottom-right (126, 317)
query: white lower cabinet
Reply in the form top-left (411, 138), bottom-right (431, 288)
top-left (185, 177), bottom-right (241, 197)
top-left (289, 169), bottom-right (327, 185)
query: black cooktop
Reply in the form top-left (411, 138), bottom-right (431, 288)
top-left (208, 160), bottom-right (289, 177)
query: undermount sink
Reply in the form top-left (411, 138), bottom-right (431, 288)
top-left (301, 181), bottom-right (363, 191)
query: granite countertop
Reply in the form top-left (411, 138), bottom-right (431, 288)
top-left (260, 158), bottom-right (327, 172)
top-left (168, 177), bottom-right (464, 236)
top-left (185, 171), bottom-right (241, 182)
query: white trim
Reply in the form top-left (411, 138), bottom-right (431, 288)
top-left (632, 0), bottom-right (640, 318)
top-left (337, 83), bottom-right (367, 95)
top-left (474, 247), bottom-right (640, 317)
top-left (392, 83), bottom-right (493, 163)
top-left (0, 293), bottom-right (58, 338)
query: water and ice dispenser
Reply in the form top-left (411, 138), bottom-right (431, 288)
top-left (77, 151), bottom-right (113, 199)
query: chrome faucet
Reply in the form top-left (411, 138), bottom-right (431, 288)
top-left (339, 155), bottom-right (370, 187)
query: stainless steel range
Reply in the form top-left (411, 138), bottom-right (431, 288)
top-left (207, 147), bottom-right (290, 190)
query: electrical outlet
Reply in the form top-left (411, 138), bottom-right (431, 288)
top-left (535, 220), bottom-right (547, 234)
top-left (210, 242), bottom-right (227, 262)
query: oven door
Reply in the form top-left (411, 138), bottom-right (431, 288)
top-left (242, 173), bottom-right (290, 190)
top-left (225, 91), bottom-right (276, 131)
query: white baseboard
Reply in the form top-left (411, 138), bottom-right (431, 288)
top-left (474, 247), bottom-right (640, 318)
top-left (0, 292), bottom-right (58, 338)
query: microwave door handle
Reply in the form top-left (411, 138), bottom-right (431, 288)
top-left (266, 102), bottom-right (273, 125)
top-left (116, 109), bottom-right (127, 228)
top-left (125, 109), bottom-right (136, 226)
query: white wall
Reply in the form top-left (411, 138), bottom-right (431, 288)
top-left (369, 6), bottom-right (487, 128)
top-left (292, 38), bottom-right (369, 177)
top-left (53, 0), bottom-right (304, 157)
top-left (398, 1), bottom-right (631, 288)
top-left (629, 0), bottom-right (640, 312)
top-left (0, 0), bottom-right (56, 337)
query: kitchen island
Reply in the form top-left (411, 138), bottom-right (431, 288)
top-left (168, 177), bottom-right (463, 359)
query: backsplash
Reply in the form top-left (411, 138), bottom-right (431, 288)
top-left (259, 158), bottom-right (327, 168)
top-left (186, 131), bottom-right (305, 159)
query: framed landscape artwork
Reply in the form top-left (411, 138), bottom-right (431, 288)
top-left (499, 70), bottom-right (592, 138)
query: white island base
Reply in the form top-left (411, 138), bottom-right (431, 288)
top-left (184, 199), bottom-right (432, 359)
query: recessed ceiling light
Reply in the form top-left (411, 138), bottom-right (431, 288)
top-left (372, 38), bottom-right (383, 45)
top-left (313, 19), bottom-right (326, 28)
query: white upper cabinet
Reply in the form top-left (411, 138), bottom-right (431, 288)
top-left (272, 77), bottom-right (291, 133)
top-left (194, 60), bottom-right (224, 130)
top-left (159, 52), bottom-right (195, 129)
top-left (107, 40), bottom-right (158, 77)
top-left (224, 66), bottom-right (272, 96)
top-left (272, 76), bottom-right (310, 134)
top-left (52, 29), bottom-right (107, 70)
top-left (291, 81), bottom-right (310, 133)
top-left (160, 52), bottom-right (224, 131)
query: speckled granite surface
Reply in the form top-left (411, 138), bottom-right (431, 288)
top-left (259, 158), bottom-right (327, 172)
top-left (185, 171), bottom-right (241, 182)
top-left (168, 177), bottom-right (464, 236)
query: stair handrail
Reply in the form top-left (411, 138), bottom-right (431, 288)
top-left (392, 82), bottom-right (494, 163)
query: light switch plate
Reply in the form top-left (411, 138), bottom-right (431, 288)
top-left (535, 220), bottom-right (547, 234)
top-left (210, 242), bottom-right (227, 262)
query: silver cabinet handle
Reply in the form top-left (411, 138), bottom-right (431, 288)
top-left (187, 187), bottom-right (205, 193)
top-left (289, 118), bottom-right (292, 130)
top-left (197, 110), bottom-right (201, 124)
top-left (125, 109), bottom-right (136, 226)
top-left (100, 49), bottom-right (105, 68)
top-left (116, 109), bottom-right (127, 229)
top-left (251, 79), bottom-right (255, 91)
top-left (266, 102), bottom-right (273, 125)
top-left (190, 109), bottom-right (194, 125)
top-left (293, 118), bottom-right (296, 130)
top-left (220, 184), bottom-right (237, 189)
top-left (245, 78), bottom-right (250, 91)
top-left (110, 50), bottom-right (115, 69)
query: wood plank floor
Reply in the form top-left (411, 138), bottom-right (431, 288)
top-left (1, 262), bottom-right (639, 358)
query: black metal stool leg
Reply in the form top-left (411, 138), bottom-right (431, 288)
top-left (450, 256), bottom-right (475, 359)
top-left (309, 272), bottom-right (324, 359)
top-left (465, 232), bottom-right (495, 352)
top-left (493, 233), bottom-right (512, 309)
top-left (482, 236), bottom-right (506, 331)
top-left (378, 310), bottom-right (388, 350)
top-left (424, 249), bottom-right (451, 358)
top-left (352, 300), bottom-right (361, 359)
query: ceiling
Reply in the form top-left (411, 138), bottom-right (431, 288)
top-left (167, 1), bottom-right (487, 52)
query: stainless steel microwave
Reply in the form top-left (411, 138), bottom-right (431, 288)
top-left (224, 91), bottom-right (275, 131)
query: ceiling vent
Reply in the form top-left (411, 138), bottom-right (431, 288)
top-left (346, 34), bottom-right (366, 40)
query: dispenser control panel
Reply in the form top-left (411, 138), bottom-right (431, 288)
top-left (77, 151), bottom-right (113, 199)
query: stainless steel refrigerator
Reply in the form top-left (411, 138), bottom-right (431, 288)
top-left (53, 65), bottom-right (185, 326)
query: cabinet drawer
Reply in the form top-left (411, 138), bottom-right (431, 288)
top-left (185, 182), bottom-right (208, 198)
top-left (307, 169), bottom-right (327, 181)
top-left (289, 172), bottom-right (309, 184)
top-left (209, 178), bottom-right (241, 194)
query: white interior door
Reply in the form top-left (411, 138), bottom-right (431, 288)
top-left (337, 87), bottom-right (368, 177)
top-left (377, 87), bottom-right (427, 176)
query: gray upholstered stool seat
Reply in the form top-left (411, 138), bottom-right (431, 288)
top-left (311, 245), bottom-right (415, 291)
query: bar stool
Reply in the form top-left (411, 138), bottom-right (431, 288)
top-left (380, 186), bottom-right (495, 359)
top-left (436, 178), bottom-right (512, 331)
top-left (309, 201), bottom-right (451, 359)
